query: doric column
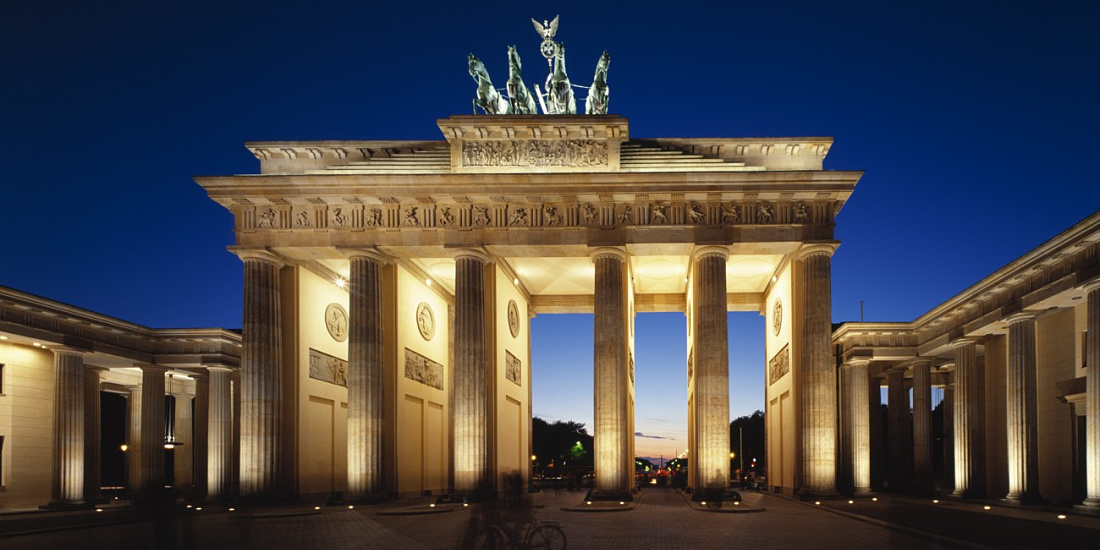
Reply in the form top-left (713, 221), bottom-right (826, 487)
top-left (171, 380), bottom-right (193, 490)
top-left (798, 244), bottom-right (838, 496)
top-left (868, 375), bottom-right (883, 491)
top-left (692, 246), bottom-right (731, 492)
top-left (346, 249), bottom-right (387, 497)
top-left (592, 247), bottom-right (632, 495)
top-left (453, 250), bottom-right (491, 493)
top-left (911, 360), bottom-right (933, 495)
top-left (838, 363), bottom-right (852, 492)
top-left (1081, 281), bottom-right (1100, 508)
top-left (952, 338), bottom-right (981, 498)
top-left (236, 249), bottom-right (284, 498)
top-left (887, 368), bottom-right (909, 492)
top-left (206, 367), bottom-right (233, 499)
top-left (942, 369), bottom-right (955, 493)
top-left (848, 359), bottom-right (872, 494)
top-left (138, 365), bottom-right (167, 497)
top-left (1004, 312), bottom-right (1041, 503)
top-left (83, 366), bottom-right (105, 503)
top-left (49, 348), bottom-right (86, 506)
top-left (192, 372), bottom-right (210, 498)
top-left (127, 385), bottom-right (143, 495)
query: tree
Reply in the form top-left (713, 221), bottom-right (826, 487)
top-left (532, 417), bottom-right (594, 473)
top-left (730, 410), bottom-right (765, 473)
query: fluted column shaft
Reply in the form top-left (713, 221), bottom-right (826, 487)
top-left (952, 339), bottom-right (981, 497)
top-left (127, 386), bottom-right (143, 494)
top-left (912, 361), bottom-right (933, 495)
top-left (593, 249), bottom-right (631, 494)
top-left (83, 367), bottom-right (103, 502)
top-left (1005, 313), bottom-right (1041, 502)
top-left (799, 246), bottom-right (837, 495)
top-left (348, 252), bottom-right (385, 496)
top-left (193, 373), bottom-right (210, 498)
top-left (454, 252), bottom-right (491, 492)
top-left (849, 360), bottom-right (872, 493)
top-left (239, 253), bottom-right (283, 498)
top-left (207, 368), bottom-right (233, 498)
top-left (887, 369), bottom-right (909, 492)
top-left (139, 365), bottom-right (166, 496)
top-left (50, 349), bottom-right (86, 505)
top-left (693, 249), bottom-right (730, 491)
top-left (942, 377), bottom-right (955, 492)
top-left (1082, 283), bottom-right (1100, 507)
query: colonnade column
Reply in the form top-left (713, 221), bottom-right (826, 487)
top-left (138, 365), bottom-right (166, 497)
top-left (346, 250), bottom-right (386, 497)
top-left (236, 249), bottom-right (284, 498)
top-left (951, 339), bottom-right (981, 498)
top-left (592, 247), bottom-right (631, 495)
top-left (206, 367), bottom-right (234, 499)
top-left (49, 348), bottom-right (86, 506)
top-left (942, 371), bottom-right (955, 493)
top-left (192, 372), bottom-right (210, 498)
top-left (83, 366), bottom-right (105, 503)
top-left (127, 385), bottom-right (142, 495)
top-left (887, 369), bottom-right (909, 492)
top-left (1081, 281), bottom-right (1100, 508)
top-left (453, 250), bottom-right (491, 494)
top-left (1005, 312), bottom-right (1041, 504)
top-left (798, 244), bottom-right (838, 496)
top-left (911, 360), bottom-right (933, 495)
top-left (692, 246), bottom-right (730, 493)
top-left (848, 359), bottom-right (872, 494)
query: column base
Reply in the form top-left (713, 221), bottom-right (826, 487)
top-left (1001, 493), bottom-right (1044, 506)
top-left (40, 500), bottom-right (92, 510)
top-left (1073, 501), bottom-right (1100, 515)
top-left (949, 488), bottom-right (983, 499)
top-left (587, 489), bottom-right (634, 502)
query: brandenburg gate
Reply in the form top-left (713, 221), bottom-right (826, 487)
top-left (195, 114), bottom-right (861, 500)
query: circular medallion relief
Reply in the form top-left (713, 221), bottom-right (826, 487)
top-left (772, 299), bottom-right (783, 336)
top-left (507, 300), bottom-right (521, 338)
top-left (325, 303), bottom-right (349, 342)
top-left (416, 302), bottom-right (435, 341)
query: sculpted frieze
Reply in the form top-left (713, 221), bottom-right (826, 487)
top-left (462, 139), bottom-right (608, 168)
top-left (505, 350), bottom-right (521, 386)
top-left (309, 349), bottom-right (348, 387)
top-left (768, 345), bottom-right (790, 386)
top-left (404, 348), bottom-right (443, 390)
top-left (245, 199), bottom-right (824, 230)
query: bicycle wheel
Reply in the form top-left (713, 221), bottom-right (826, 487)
top-left (525, 524), bottom-right (566, 550)
top-left (474, 525), bottom-right (508, 550)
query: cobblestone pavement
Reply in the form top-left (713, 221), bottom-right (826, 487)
top-left (3, 489), bottom-right (1097, 549)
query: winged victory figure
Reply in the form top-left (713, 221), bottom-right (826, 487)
top-left (532, 15), bottom-right (560, 61)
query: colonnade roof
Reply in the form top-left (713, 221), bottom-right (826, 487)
top-left (0, 284), bottom-right (240, 372)
top-left (834, 209), bottom-right (1100, 368)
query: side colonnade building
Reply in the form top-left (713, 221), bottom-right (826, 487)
top-left (0, 286), bottom-right (241, 508)
top-left (833, 211), bottom-right (1100, 509)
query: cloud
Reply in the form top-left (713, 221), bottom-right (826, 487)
top-left (634, 432), bottom-right (675, 440)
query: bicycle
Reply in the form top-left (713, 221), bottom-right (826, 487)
top-left (475, 517), bottom-right (567, 549)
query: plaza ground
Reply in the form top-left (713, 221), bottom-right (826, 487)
top-left (2, 488), bottom-right (1099, 549)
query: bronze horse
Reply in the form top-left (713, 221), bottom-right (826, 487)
top-left (468, 53), bottom-right (508, 115)
top-left (506, 46), bottom-right (538, 115)
top-left (585, 51), bottom-right (611, 114)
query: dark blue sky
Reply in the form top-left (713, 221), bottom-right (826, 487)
top-left (3, 1), bottom-right (1097, 455)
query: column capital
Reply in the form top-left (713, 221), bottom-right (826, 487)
top-left (1081, 277), bottom-right (1100, 293)
top-left (339, 246), bottom-right (391, 263)
top-left (83, 364), bottom-right (109, 374)
top-left (901, 357), bottom-right (934, 370)
top-left (589, 246), bottom-right (628, 262)
top-left (1004, 311), bottom-right (1040, 324)
top-left (846, 357), bottom-right (872, 368)
top-left (691, 245), bottom-right (730, 262)
top-left (445, 246), bottom-right (492, 263)
top-left (135, 363), bottom-right (168, 373)
top-left (51, 346), bottom-right (88, 358)
top-left (950, 337), bottom-right (980, 349)
top-left (230, 246), bottom-right (285, 267)
top-left (203, 364), bottom-right (235, 374)
top-left (797, 242), bottom-right (839, 260)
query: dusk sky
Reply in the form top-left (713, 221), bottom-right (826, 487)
top-left (3, 2), bottom-right (1097, 460)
